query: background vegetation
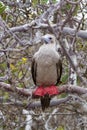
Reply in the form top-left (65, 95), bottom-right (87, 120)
top-left (0, 0), bottom-right (87, 130)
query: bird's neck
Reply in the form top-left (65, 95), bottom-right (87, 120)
top-left (44, 43), bottom-right (57, 49)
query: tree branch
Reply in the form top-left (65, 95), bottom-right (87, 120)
top-left (9, 23), bottom-right (87, 40)
top-left (27, 96), bottom-right (70, 109)
top-left (0, 81), bottom-right (87, 109)
top-left (0, 82), bottom-right (87, 97)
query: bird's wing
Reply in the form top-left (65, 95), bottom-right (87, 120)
top-left (56, 59), bottom-right (62, 84)
top-left (31, 57), bottom-right (37, 85)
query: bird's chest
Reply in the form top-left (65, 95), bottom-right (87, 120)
top-left (38, 55), bottom-right (53, 67)
top-left (35, 49), bottom-right (58, 86)
top-left (36, 50), bottom-right (57, 67)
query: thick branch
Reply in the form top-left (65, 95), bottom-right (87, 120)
top-left (63, 27), bottom-right (87, 40)
top-left (59, 85), bottom-right (87, 94)
top-left (10, 24), bottom-right (87, 40)
top-left (27, 96), bottom-right (70, 109)
top-left (0, 82), bottom-right (32, 97)
top-left (0, 82), bottom-right (87, 97)
top-left (0, 82), bottom-right (87, 109)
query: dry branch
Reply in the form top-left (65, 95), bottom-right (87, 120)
top-left (10, 24), bottom-right (87, 40)
top-left (27, 96), bottom-right (70, 109)
top-left (0, 82), bottom-right (32, 97)
top-left (0, 82), bottom-right (87, 109)
top-left (0, 82), bottom-right (87, 97)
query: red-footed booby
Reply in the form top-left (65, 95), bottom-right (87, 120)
top-left (31, 34), bottom-right (62, 111)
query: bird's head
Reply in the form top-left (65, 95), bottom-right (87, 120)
top-left (41, 34), bottom-right (62, 55)
top-left (41, 34), bottom-right (56, 45)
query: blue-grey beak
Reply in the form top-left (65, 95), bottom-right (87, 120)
top-left (41, 36), bottom-right (50, 44)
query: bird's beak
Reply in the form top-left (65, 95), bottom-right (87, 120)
top-left (41, 36), bottom-right (50, 44)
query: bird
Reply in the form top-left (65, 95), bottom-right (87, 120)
top-left (31, 34), bottom-right (62, 111)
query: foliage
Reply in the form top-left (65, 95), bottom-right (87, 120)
top-left (0, 0), bottom-right (87, 130)
top-left (0, 2), bottom-right (6, 14)
top-left (57, 126), bottom-right (64, 130)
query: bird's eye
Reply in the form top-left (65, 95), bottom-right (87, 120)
top-left (49, 37), bottom-right (52, 40)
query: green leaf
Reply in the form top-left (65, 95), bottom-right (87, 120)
top-left (40, 0), bottom-right (57, 4)
top-left (57, 126), bottom-right (64, 130)
top-left (4, 92), bottom-right (9, 101)
top-left (18, 71), bottom-right (23, 79)
top-left (61, 73), bottom-right (68, 84)
top-left (41, 0), bottom-right (48, 4)
top-left (32, 0), bottom-right (38, 6)
top-left (0, 2), bottom-right (6, 14)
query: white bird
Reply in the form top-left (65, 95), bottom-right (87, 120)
top-left (31, 34), bottom-right (62, 111)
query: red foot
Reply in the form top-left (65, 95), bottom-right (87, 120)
top-left (32, 86), bottom-right (59, 98)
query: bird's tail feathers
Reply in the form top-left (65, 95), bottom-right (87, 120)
top-left (41, 94), bottom-right (51, 111)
